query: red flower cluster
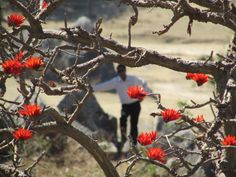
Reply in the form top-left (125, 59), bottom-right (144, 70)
top-left (193, 74), bottom-right (208, 86)
top-left (12, 128), bottom-right (32, 141)
top-left (127, 86), bottom-right (147, 100)
top-left (42, 0), bottom-right (48, 9)
top-left (221, 135), bottom-right (236, 146)
top-left (48, 80), bottom-right (57, 87)
top-left (7, 13), bottom-right (25, 27)
top-left (146, 148), bottom-right (166, 163)
top-left (185, 73), bottom-right (208, 86)
top-left (186, 73), bottom-right (195, 80)
top-left (2, 51), bottom-right (45, 75)
top-left (137, 131), bottom-right (157, 146)
top-left (25, 57), bottom-right (43, 70)
top-left (18, 104), bottom-right (41, 118)
top-left (192, 115), bottom-right (204, 123)
top-left (161, 109), bottom-right (181, 122)
top-left (2, 51), bottom-right (24, 75)
top-left (14, 50), bottom-right (23, 60)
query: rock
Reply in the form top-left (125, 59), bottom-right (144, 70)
top-left (46, 0), bottom-right (126, 21)
top-left (57, 91), bottom-right (118, 143)
top-left (156, 117), bottom-right (195, 150)
top-left (156, 117), bottom-right (215, 177)
top-left (43, 16), bottom-right (117, 83)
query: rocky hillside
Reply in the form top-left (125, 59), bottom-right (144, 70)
top-left (47, 0), bottom-right (126, 21)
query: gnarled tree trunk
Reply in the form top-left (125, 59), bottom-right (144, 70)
top-left (215, 40), bottom-right (236, 176)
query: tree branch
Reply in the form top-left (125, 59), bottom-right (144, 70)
top-left (33, 121), bottom-right (120, 177)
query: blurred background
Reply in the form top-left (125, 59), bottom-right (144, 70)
top-left (38, 0), bottom-right (232, 131)
top-left (1, 0), bottom-right (234, 176)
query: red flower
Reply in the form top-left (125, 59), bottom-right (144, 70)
top-left (161, 109), bottom-right (181, 122)
top-left (127, 85), bottom-right (147, 100)
top-left (137, 131), bottom-right (157, 146)
top-left (146, 148), bottom-right (166, 163)
top-left (48, 80), bottom-right (56, 87)
top-left (2, 51), bottom-right (24, 75)
top-left (149, 131), bottom-right (157, 141)
top-left (18, 104), bottom-right (41, 118)
top-left (24, 57), bottom-right (43, 70)
top-left (221, 135), bottom-right (236, 146)
top-left (12, 128), bottom-right (32, 141)
top-left (185, 73), bottom-right (208, 86)
top-left (192, 115), bottom-right (204, 123)
top-left (2, 59), bottom-right (23, 75)
top-left (192, 73), bottom-right (208, 86)
top-left (14, 50), bottom-right (23, 60)
top-left (7, 13), bottom-right (25, 27)
top-left (186, 73), bottom-right (195, 80)
top-left (42, 0), bottom-right (48, 9)
top-left (137, 133), bottom-right (152, 146)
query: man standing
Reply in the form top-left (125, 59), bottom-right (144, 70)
top-left (92, 64), bottom-right (151, 154)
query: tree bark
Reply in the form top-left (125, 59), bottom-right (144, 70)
top-left (0, 164), bottom-right (32, 177)
top-left (34, 119), bottom-right (120, 177)
top-left (215, 71), bottom-right (236, 177)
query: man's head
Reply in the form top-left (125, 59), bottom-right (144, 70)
top-left (117, 64), bottom-right (126, 81)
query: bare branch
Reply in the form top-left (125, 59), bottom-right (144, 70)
top-left (25, 151), bottom-right (46, 175)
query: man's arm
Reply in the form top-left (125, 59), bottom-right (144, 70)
top-left (92, 78), bottom-right (117, 92)
top-left (135, 77), bottom-right (152, 93)
top-left (142, 81), bottom-right (152, 93)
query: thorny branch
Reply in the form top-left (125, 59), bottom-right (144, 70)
top-left (1, 0), bottom-right (236, 177)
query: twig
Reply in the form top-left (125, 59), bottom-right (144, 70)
top-left (115, 155), bottom-right (136, 168)
top-left (204, 50), bottom-right (214, 65)
top-left (0, 98), bottom-right (21, 105)
top-left (26, 151), bottom-right (46, 174)
top-left (128, 5), bottom-right (138, 48)
top-left (181, 98), bottom-right (216, 112)
top-left (210, 104), bottom-right (217, 119)
top-left (67, 87), bottom-right (92, 124)
top-left (165, 135), bottom-right (172, 148)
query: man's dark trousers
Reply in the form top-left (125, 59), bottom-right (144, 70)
top-left (120, 101), bottom-right (141, 145)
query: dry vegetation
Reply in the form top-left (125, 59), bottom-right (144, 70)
top-left (4, 5), bottom-right (235, 177)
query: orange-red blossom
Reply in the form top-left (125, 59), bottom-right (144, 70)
top-left (161, 109), bottom-right (181, 122)
top-left (221, 135), bottom-right (236, 146)
top-left (146, 147), bottom-right (166, 163)
top-left (7, 13), bottom-right (25, 27)
top-left (185, 73), bottom-right (208, 86)
top-left (24, 57), bottom-right (43, 70)
top-left (192, 115), bottom-right (205, 123)
top-left (12, 128), bottom-right (32, 141)
top-left (127, 85), bottom-right (148, 100)
top-left (2, 51), bottom-right (24, 75)
top-left (137, 131), bottom-right (157, 146)
top-left (18, 104), bottom-right (41, 118)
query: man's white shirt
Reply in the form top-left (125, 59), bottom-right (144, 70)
top-left (92, 75), bottom-right (151, 104)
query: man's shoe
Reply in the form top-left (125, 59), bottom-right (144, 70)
top-left (116, 141), bottom-right (124, 154)
top-left (113, 151), bottom-right (122, 160)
